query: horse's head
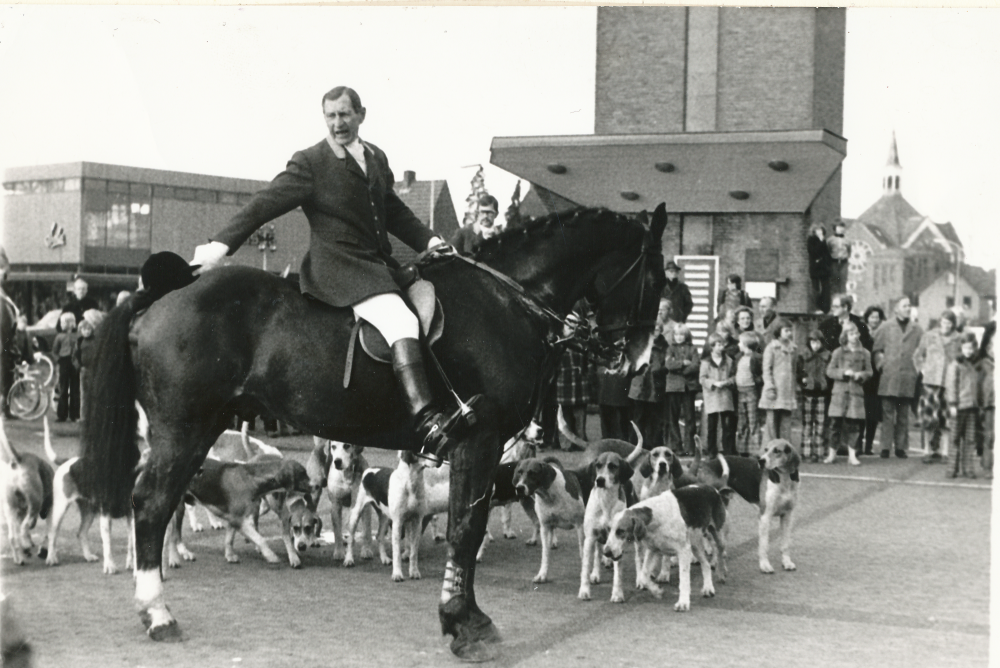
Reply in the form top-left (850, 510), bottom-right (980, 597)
top-left (587, 203), bottom-right (667, 374)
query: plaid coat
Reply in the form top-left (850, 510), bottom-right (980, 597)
top-left (556, 347), bottom-right (591, 407)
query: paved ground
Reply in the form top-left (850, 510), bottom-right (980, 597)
top-left (1, 414), bottom-right (993, 667)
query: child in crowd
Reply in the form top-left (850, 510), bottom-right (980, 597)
top-left (799, 330), bottom-right (831, 462)
top-left (759, 319), bottom-right (799, 442)
top-left (825, 322), bottom-right (872, 466)
top-left (663, 324), bottom-right (700, 455)
top-left (556, 311), bottom-right (591, 452)
top-left (717, 274), bottom-right (752, 325)
top-left (629, 330), bottom-right (666, 449)
top-left (700, 332), bottom-right (735, 457)
top-left (733, 332), bottom-right (763, 456)
top-left (978, 317), bottom-right (994, 479)
top-left (52, 311), bottom-right (79, 422)
top-left (75, 309), bottom-right (104, 418)
top-left (945, 332), bottom-right (982, 478)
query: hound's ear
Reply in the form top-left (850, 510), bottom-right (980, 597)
top-left (629, 511), bottom-right (648, 541)
top-left (719, 487), bottom-right (736, 507)
top-left (670, 456), bottom-right (685, 480)
top-left (596, 526), bottom-right (609, 545)
top-left (587, 461), bottom-right (599, 484)
top-left (618, 459), bottom-right (634, 485)
top-left (401, 450), bottom-right (419, 465)
top-left (540, 462), bottom-right (557, 488)
top-left (355, 445), bottom-right (364, 455)
top-left (639, 460), bottom-right (653, 478)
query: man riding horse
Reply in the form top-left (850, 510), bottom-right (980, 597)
top-left (191, 86), bottom-right (477, 455)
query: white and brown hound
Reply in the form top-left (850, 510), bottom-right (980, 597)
top-left (757, 438), bottom-right (800, 574)
top-left (603, 483), bottom-right (732, 610)
top-left (578, 451), bottom-right (634, 603)
top-left (512, 457), bottom-right (586, 584)
top-left (1, 417), bottom-right (54, 565)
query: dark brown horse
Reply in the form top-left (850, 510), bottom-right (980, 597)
top-left (80, 204), bottom-right (667, 661)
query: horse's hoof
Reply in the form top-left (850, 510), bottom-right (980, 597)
top-left (450, 638), bottom-right (499, 663)
top-left (147, 621), bottom-right (182, 643)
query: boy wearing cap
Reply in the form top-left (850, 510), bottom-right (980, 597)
top-left (661, 260), bottom-right (693, 324)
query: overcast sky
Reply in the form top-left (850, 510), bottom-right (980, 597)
top-left (1, 6), bottom-right (997, 266)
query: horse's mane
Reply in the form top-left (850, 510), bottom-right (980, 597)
top-left (470, 206), bottom-right (635, 262)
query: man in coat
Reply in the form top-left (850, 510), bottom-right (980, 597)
top-left (872, 296), bottom-right (924, 458)
top-left (191, 86), bottom-right (475, 454)
top-left (451, 194), bottom-right (499, 255)
top-left (661, 261), bottom-right (693, 324)
top-left (819, 293), bottom-right (872, 353)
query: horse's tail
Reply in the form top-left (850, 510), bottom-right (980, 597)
top-left (78, 298), bottom-right (142, 518)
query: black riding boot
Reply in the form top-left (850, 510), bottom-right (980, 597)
top-left (391, 338), bottom-right (478, 456)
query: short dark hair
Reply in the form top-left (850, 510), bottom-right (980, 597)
top-left (862, 305), bottom-right (885, 324)
top-left (833, 293), bottom-right (853, 312)
top-left (727, 274), bottom-right (742, 289)
top-left (477, 194), bottom-right (499, 211)
top-left (322, 86), bottom-right (363, 112)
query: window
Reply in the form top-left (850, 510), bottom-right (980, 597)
top-left (946, 297), bottom-right (955, 308)
top-left (963, 296), bottom-right (973, 309)
top-left (84, 179), bottom-right (152, 251)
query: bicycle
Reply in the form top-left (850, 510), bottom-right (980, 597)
top-left (7, 353), bottom-right (56, 420)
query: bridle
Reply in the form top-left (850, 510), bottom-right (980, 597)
top-left (589, 236), bottom-right (663, 344)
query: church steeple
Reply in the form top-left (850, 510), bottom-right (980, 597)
top-left (883, 131), bottom-right (902, 194)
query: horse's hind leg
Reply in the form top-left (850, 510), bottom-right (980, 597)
top-left (439, 403), bottom-right (504, 662)
top-left (132, 431), bottom-right (212, 642)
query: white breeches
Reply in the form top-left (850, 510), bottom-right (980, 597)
top-left (352, 292), bottom-right (419, 346)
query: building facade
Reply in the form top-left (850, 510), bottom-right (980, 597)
top-left (2, 163), bottom-right (457, 322)
top-left (492, 7), bottom-right (848, 342)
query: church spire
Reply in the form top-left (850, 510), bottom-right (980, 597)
top-left (883, 131), bottom-right (902, 194)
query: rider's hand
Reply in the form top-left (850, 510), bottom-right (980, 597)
top-left (191, 241), bottom-right (230, 275)
top-left (426, 236), bottom-right (446, 250)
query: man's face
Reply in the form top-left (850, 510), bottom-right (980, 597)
top-left (895, 298), bottom-right (911, 320)
top-left (323, 94), bottom-right (365, 146)
top-left (665, 268), bottom-right (679, 281)
top-left (476, 206), bottom-right (498, 230)
top-left (759, 297), bottom-right (775, 315)
top-left (830, 298), bottom-right (844, 316)
top-left (73, 280), bottom-right (88, 300)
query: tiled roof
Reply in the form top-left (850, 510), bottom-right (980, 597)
top-left (517, 184), bottom-right (579, 219)
top-left (390, 177), bottom-right (459, 264)
top-left (856, 192), bottom-right (922, 246)
top-left (961, 263), bottom-right (997, 298)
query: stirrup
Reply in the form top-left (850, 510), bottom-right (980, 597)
top-left (420, 395), bottom-right (482, 458)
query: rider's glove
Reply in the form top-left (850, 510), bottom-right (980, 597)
top-left (191, 241), bottom-right (230, 274)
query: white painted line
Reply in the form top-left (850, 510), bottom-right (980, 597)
top-left (801, 472), bottom-right (990, 490)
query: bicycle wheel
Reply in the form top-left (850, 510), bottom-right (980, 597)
top-left (31, 355), bottom-right (55, 387)
top-left (7, 378), bottom-right (43, 419)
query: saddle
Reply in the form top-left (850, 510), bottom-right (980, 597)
top-left (343, 272), bottom-right (445, 388)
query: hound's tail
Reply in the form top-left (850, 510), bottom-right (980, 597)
top-left (0, 417), bottom-right (20, 465)
top-left (42, 416), bottom-right (66, 466)
top-left (556, 405), bottom-right (590, 450)
top-left (78, 299), bottom-right (142, 519)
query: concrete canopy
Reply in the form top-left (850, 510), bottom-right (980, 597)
top-left (490, 129), bottom-right (846, 214)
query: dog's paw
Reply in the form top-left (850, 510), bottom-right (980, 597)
top-left (45, 553), bottom-right (59, 566)
top-left (701, 583), bottom-right (715, 598)
top-left (759, 560), bottom-right (775, 574)
top-left (532, 573), bottom-right (548, 584)
top-left (589, 572), bottom-right (601, 585)
top-left (332, 549), bottom-right (344, 562)
top-left (409, 569), bottom-right (422, 580)
top-left (226, 554), bottom-right (240, 563)
top-left (525, 537), bottom-right (538, 546)
top-left (647, 584), bottom-right (664, 600)
top-left (610, 589), bottom-right (625, 604)
top-left (578, 586), bottom-right (592, 601)
top-left (782, 557), bottom-right (796, 571)
top-left (391, 571), bottom-right (406, 582)
top-left (343, 554), bottom-right (356, 568)
top-left (103, 562), bottom-right (119, 575)
top-left (380, 554), bottom-right (392, 566)
top-left (83, 552), bottom-right (99, 563)
top-left (288, 556), bottom-right (302, 569)
top-left (673, 598), bottom-right (690, 612)
top-left (359, 546), bottom-right (374, 560)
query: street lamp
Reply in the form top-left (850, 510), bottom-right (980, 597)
top-left (249, 224), bottom-right (277, 271)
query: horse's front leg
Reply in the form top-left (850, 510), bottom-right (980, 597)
top-left (132, 438), bottom-right (209, 642)
top-left (439, 417), bottom-right (503, 662)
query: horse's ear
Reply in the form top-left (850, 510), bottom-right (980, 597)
top-left (635, 209), bottom-right (650, 229)
top-left (650, 203), bottom-right (667, 242)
